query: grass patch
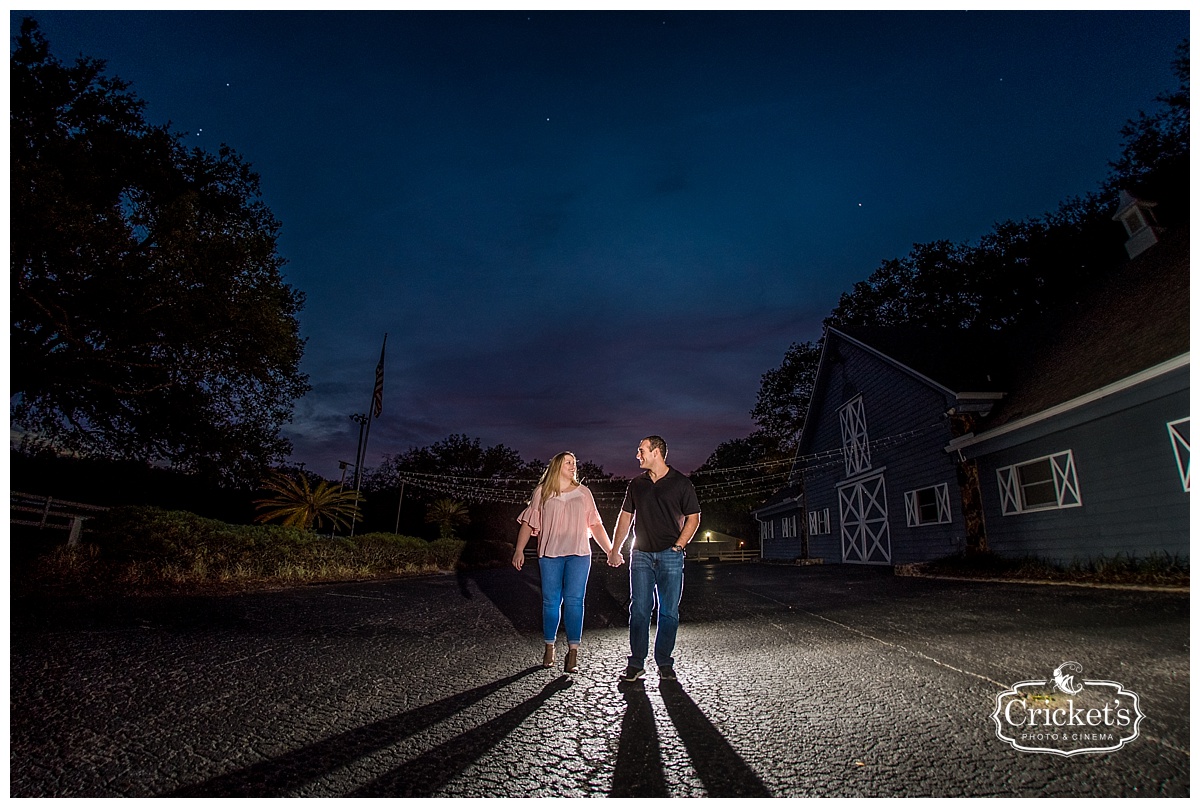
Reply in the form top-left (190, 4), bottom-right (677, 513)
top-left (907, 551), bottom-right (1189, 588)
top-left (17, 506), bottom-right (472, 596)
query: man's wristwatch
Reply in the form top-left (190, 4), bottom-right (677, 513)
top-left (671, 543), bottom-right (685, 553)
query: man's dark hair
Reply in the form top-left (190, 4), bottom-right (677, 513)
top-left (642, 435), bottom-right (668, 459)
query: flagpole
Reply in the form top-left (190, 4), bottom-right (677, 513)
top-left (351, 333), bottom-right (387, 537)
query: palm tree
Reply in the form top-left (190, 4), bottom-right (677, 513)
top-left (253, 471), bottom-right (364, 532)
top-left (425, 497), bottom-right (470, 539)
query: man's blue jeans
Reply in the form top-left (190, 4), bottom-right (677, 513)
top-left (538, 554), bottom-right (591, 645)
top-left (628, 547), bottom-right (685, 668)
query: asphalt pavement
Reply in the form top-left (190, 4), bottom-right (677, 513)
top-left (9, 561), bottom-right (1190, 797)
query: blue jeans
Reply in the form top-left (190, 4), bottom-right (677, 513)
top-left (628, 548), bottom-right (685, 668)
top-left (538, 554), bottom-right (591, 645)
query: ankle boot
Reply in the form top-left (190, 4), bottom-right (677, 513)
top-left (542, 644), bottom-right (555, 669)
top-left (564, 647), bottom-right (578, 673)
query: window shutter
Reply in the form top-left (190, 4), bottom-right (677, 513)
top-left (1168, 418), bottom-right (1190, 492)
top-left (1051, 451), bottom-right (1081, 507)
top-left (998, 466), bottom-right (1020, 516)
top-left (935, 483), bottom-right (951, 523)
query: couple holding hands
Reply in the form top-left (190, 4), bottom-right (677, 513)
top-left (512, 435), bottom-right (700, 682)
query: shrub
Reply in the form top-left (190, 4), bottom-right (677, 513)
top-left (429, 537), bottom-right (467, 569)
top-left (33, 506), bottom-right (472, 594)
top-left (917, 550), bottom-right (1188, 586)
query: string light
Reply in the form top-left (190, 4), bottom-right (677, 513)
top-left (382, 422), bottom-right (946, 505)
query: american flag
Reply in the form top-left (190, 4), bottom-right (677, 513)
top-left (372, 335), bottom-right (386, 418)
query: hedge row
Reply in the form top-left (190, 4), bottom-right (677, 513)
top-left (26, 506), bottom-right (469, 593)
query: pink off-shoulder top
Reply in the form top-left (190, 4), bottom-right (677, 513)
top-left (517, 484), bottom-right (604, 558)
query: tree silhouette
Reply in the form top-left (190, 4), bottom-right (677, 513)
top-left (369, 434), bottom-right (538, 489)
top-left (10, 19), bottom-right (308, 484)
top-left (1106, 39), bottom-right (1189, 201)
top-left (749, 340), bottom-right (822, 456)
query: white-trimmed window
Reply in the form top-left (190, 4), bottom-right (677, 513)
top-left (760, 520), bottom-right (774, 541)
top-left (905, 483), bottom-right (952, 527)
top-left (780, 514), bottom-right (797, 538)
top-left (997, 450), bottom-right (1082, 516)
top-left (839, 395), bottom-right (871, 477)
top-left (808, 508), bottom-right (831, 536)
top-left (1167, 418), bottom-right (1189, 492)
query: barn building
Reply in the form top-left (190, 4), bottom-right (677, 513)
top-left (756, 194), bottom-right (1188, 566)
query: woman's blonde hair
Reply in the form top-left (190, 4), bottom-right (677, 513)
top-left (538, 451), bottom-right (578, 504)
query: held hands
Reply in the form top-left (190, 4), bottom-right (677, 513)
top-left (607, 547), bottom-right (625, 567)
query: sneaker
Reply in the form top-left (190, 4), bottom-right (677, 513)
top-left (658, 665), bottom-right (677, 681)
top-left (620, 665), bottom-right (645, 682)
top-left (564, 648), bottom-right (578, 673)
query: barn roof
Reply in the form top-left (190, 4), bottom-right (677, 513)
top-left (975, 227), bottom-right (1189, 432)
top-left (831, 325), bottom-right (1012, 396)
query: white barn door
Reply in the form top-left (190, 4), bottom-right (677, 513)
top-left (838, 473), bottom-right (892, 564)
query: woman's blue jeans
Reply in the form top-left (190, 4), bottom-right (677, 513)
top-left (538, 554), bottom-right (591, 645)
top-left (628, 547), bottom-right (685, 668)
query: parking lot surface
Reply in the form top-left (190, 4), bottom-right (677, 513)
top-left (10, 562), bottom-right (1190, 797)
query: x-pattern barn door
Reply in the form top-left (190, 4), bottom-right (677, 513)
top-left (838, 473), bottom-right (892, 564)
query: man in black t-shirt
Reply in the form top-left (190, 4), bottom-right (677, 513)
top-left (609, 435), bottom-right (701, 683)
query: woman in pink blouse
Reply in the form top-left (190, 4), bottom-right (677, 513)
top-left (513, 451), bottom-right (616, 673)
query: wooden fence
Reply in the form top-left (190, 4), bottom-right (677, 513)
top-left (11, 492), bottom-right (110, 545)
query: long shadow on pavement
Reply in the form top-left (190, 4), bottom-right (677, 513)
top-left (164, 667), bottom-right (542, 797)
top-left (610, 682), bottom-right (669, 796)
top-left (658, 680), bottom-right (772, 796)
top-left (610, 679), bottom-right (771, 797)
top-left (350, 675), bottom-right (574, 797)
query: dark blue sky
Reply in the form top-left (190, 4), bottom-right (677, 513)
top-left (14, 10), bottom-right (1188, 478)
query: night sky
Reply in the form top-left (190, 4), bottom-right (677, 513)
top-left (14, 9), bottom-right (1189, 479)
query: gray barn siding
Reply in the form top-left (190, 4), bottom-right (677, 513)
top-left (792, 336), bottom-right (967, 564)
top-left (971, 386), bottom-right (1189, 564)
top-left (761, 537), bottom-right (802, 559)
top-left (807, 532), bottom-right (842, 561)
top-left (759, 521), bottom-right (842, 561)
top-left (760, 530), bottom-right (844, 562)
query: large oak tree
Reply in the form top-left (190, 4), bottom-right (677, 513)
top-left (11, 20), bottom-right (309, 484)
